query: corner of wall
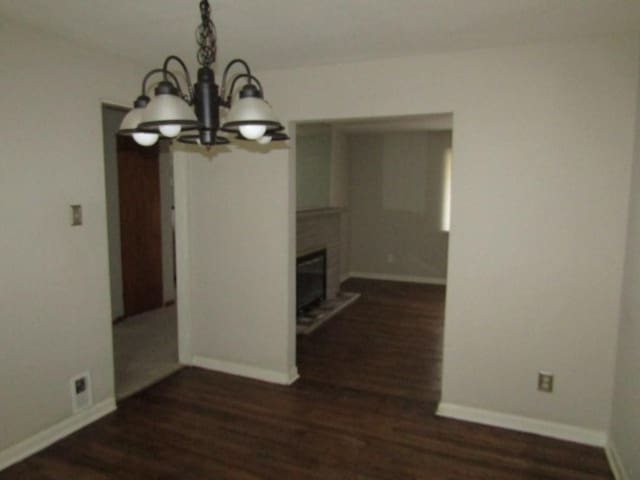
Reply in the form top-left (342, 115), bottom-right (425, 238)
top-left (172, 149), bottom-right (193, 364)
top-left (436, 402), bottom-right (607, 447)
top-left (606, 439), bottom-right (630, 480)
top-left (0, 399), bottom-right (116, 472)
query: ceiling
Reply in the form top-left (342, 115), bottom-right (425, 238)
top-left (2, 1), bottom-right (640, 71)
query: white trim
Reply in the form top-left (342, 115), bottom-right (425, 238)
top-left (340, 273), bottom-right (351, 283)
top-left (173, 152), bottom-right (192, 365)
top-left (192, 356), bottom-right (299, 385)
top-left (0, 398), bottom-right (116, 472)
top-left (606, 440), bottom-right (629, 480)
top-left (288, 366), bottom-right (300, 384)
top-left (99, 98), bottom-right (131, 111)
top-left (436, 402), bottom-right (606, 447)
top-left (288, 127), bottom-right (299, 391)
top-left (349, 271), bottom-right (447, 286)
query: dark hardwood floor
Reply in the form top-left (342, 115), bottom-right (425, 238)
top-left (299, 279), bottom-right (444, 406)
top-left (1, 279), bottom-right (613, 479)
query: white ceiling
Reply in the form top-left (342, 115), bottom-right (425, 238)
top-left (1, 1), bottom-right (640, 71)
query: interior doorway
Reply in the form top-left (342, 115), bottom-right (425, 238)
top-left (102, 104), bottom-right (181, 400)
top-left (293, 113), bottom-right (453, 406)
top-left (117, 136), bottom-right (164, 316)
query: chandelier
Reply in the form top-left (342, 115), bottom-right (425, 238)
top-left (118, 0), bottom-right (287, 148)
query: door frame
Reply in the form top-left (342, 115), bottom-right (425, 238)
top-left (117, 135), bottom-right (164, 316)
top-left (172, 146), bottom-right (192, 364)
top-left (101, 101), bottom-right (192, 371)
top-left (288, 113), bottom-right (455, 393)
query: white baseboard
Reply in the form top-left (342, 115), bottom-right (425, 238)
top-left (436, 402), bottom-right (606, 447)
top-left (606, 440), bottom-right (630, 480)
top-left (288, 366), bottom-right (300, 384)
top-left (0, 398), bottom-right (116, 472)
top-left (192, 356), bottom-right (299, 385)
top-left (348, 271), bottom-right (446, 286)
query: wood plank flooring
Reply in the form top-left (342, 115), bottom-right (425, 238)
top-left (1, 279), bottom-right (613, 479)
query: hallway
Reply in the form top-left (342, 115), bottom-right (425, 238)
top-left (113, 305), bottom-right (180, 400)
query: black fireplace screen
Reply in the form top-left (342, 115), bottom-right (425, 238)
top-left (296, 249), bottom-right (327, 313)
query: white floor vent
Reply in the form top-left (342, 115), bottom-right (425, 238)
top-left (70, 372), bottom-right (93, 413)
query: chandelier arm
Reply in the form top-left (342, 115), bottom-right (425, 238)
top-left (162, 55), bottom-right (194, 101)
top-left (220, 58), bottom-right (253, 99)
top-left (124, 0), bottom-right (285, 148)
top-left (141, 68), bottom-right (182, 95)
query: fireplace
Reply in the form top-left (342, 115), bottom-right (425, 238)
top-left (296, 249), bottom-right (327, 314)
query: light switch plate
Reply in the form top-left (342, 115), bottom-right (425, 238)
top-left (538, 371), bottom-right (554, 393)
top-left (71, 205), bottom-right (82, 226)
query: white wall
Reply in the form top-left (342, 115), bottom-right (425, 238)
top-left (296, 129), bottom-right (332, 210)
top-left (180, 33), bottom-right (637, 434)
top-left (178, 141), bottom-right (295, 379)
top-left (0, 23), bottom-right (146, 452)
top-left (348, 131), bottom-right (450, 281)
top-left (330, 127), bottom-right (350, 209)
top-left (330, 128), bottom-right (351, 278)
top-left (609, 52), bottom-right (640, 477)
top-left (0, 23), bottom-right (633, 465)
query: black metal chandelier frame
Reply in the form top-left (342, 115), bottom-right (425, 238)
top-left (119, 0), bottom-right (287, 147)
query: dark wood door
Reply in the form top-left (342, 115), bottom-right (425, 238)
top-left (117, 136), bottom-right (163, 316)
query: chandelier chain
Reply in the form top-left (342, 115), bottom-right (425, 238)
top-left (196, 0), bottom-right (217, 67)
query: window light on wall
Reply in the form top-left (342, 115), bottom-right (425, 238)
top-left (442, 148), bottom-right (452, 232)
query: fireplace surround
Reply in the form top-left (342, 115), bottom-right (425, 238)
top-left (296, 207), bottom-right (342, 301)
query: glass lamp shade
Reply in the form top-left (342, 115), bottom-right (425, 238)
top-left (138, 93), bottom-right (199, 135)
top-left (118, 103), bottom-right (159, 146)
top-left (118, 106), bottom-right (145, 134)
top-left (220, 95), bottom-right (282, 136)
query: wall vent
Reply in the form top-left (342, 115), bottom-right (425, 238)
top-left (70, 372), bottom-right (93, 413)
